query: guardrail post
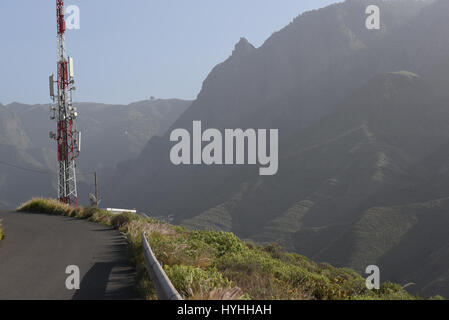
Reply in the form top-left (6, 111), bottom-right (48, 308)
top-left (141, 232), bottom-right (183, 300)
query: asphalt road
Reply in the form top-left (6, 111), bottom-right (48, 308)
top-left (0, 211), bottom-right (140, 300)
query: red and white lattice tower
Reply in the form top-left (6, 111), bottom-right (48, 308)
top-left (49, 0), bottom-right (81, 207)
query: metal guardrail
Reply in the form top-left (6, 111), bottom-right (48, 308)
top-left (106, 208), bottom-right (137, 215)
top-left (141, 232), bottom-right (183, 300)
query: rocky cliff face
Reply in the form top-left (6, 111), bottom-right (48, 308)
top-left (106, 0), bottom-right (438, 215)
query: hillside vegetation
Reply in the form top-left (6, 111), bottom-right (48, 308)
top-left (17, 198), bottom-right (422, 300)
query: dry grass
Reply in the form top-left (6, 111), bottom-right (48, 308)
top-left (189, 287), bottom-right (244, 300)
top-left (17, 198), bottom-right (78, 217)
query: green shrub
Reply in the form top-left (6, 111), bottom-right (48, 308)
top-left (0, 219), bottom-right (4, 240)
top-left (263, 243), bottom-right (284, 259)
top-left (189, 230), bottom-right (246, 257)
top-left (164, 265), bottom-right (231, 298)
top-left (216, 249), bottom-right (342, 299)
top-left (374, 282), bottom-right (415, 300)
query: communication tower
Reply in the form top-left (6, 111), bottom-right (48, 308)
top-left (49, 0), bottom-right (81, 206)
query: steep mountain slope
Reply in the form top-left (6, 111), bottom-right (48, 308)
top-left (178, 68), bottom-right (449, 298)
top-left (307, 63), bottom-right (449, 297)
top-left (106, 0), bottom-right (441, 217)
top-left (316, 197), bottom-right (449, 297)
top-left (215, 67), bottom-right (449, 297)
top-left (104, 0), bottom-right (449, 297)
top-left (183, 69), bottom-right (449, 239)
top-left (0, 105), bottom-right (30, 148)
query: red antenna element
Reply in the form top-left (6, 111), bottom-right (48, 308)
top-left (50, 0), bottom-right (80, 207)
top-left (57, 0), bottom-right (66, 35)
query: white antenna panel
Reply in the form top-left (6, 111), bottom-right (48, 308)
top-left (49, 74), bottom-right (54, 97)
top-left (69, 57), bottom-right (75, 78)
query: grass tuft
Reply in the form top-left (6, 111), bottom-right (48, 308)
top-left (18, 198), bottom-right (79, 217)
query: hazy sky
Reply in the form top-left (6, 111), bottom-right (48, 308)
top-left (0, 0), bottom-right (342, 105)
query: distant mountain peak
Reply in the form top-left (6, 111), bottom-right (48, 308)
top-left (232, 37), bottom-right (255, 56)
